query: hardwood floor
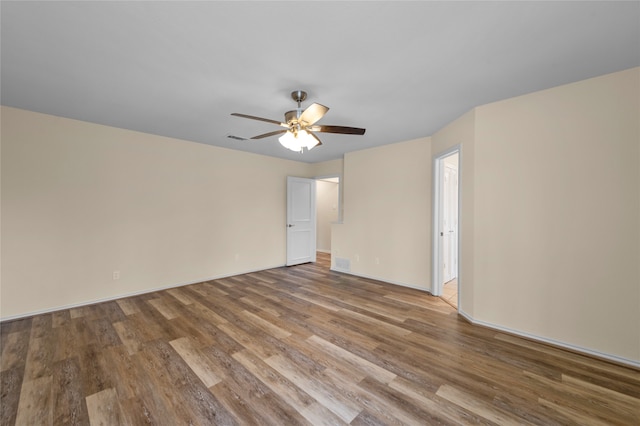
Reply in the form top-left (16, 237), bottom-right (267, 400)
top-left (441, 278), bottom-right (458, 309)
top-left (2, 253), bottom-right (639, 425)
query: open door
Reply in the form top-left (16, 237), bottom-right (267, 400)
top-left (286, 176), bottom-right (317, 266)
top-left (442, 162), bottom-right (458, 283)
top-left (432, 147), bottom-right (460, 300)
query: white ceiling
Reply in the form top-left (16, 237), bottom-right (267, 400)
top-left (2, 1), bottom-right (639, 163)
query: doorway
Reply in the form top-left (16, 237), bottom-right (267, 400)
top-left (286, 175), bottom-right (340, 268)
top-left (315, 176), bottom-right (340, 268)
top-left (432, 147), bottom-right (460, 309)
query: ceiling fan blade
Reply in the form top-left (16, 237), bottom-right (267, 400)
top-left (250, 129), bottom-right (287, 140)
top-left (308, 131), bottom-right (323, 147)
top-left (231, 113), bottom-right (287, 127)
top-left (308, 125), bottom-right (366, 135)
top-left (298, 103), bottom-right (329, 126)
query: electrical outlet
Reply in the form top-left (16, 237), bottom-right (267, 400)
top-left (235, 253), bottom-right (240, 261)
top-left (356, 254), bottom-right (360, 262)
top-left (375, 257), bottom-right (380, 265)
top-left (113, 270), bottom-right (120, 280)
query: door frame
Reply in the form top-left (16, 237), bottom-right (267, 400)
top-left (432, 145), bottom-right (461, 303)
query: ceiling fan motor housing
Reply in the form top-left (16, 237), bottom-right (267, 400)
top-left (284, 109), bottom-right (305, 126)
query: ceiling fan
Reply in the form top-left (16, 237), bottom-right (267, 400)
top-left (231, 90), bottom-right (366, 153)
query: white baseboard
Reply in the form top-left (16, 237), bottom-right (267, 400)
top-left (4, 265), bottom-right (638, 369)
top-left (0, 264), bottom-right (285, 322)
top-left (329, 269), bottom-right (639, 368)
top-left (329, 267), bottom-right (432, 293)
top-left (458, 310), bottom-right (640, 369)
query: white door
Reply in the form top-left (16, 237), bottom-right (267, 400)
top-left (442, 164), bottom-right (458, 283)
top-left (286, 176), bottom-right (317, 266)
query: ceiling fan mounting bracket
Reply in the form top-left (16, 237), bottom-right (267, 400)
top-left (291, 90), bottom-right (307, 104)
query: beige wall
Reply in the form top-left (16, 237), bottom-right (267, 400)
top-left (332, 137), bottom-right (431, 290)
top-left (316, 180), bottom-right (339, 252)
top-left (309, 159), bottom-right (343, 178)
top-left (1, 107), bottom-right (311, 318)
top-left (471, 67), bottom-right (640, 362)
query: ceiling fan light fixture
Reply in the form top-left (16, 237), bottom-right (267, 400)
top-left (233, 89), bottom-right (365, 153)
top-left (278, 130), bottom-right (318, 152)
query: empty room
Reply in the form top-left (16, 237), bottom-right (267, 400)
top-left (1, 1), bottom-right (639, 425)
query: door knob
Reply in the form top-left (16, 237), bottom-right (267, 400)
top-left (287, 224), bottom-right (295, 227)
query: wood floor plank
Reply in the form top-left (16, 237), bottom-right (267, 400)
top-left (85, 388), bottom-right (123, 426)
top-left (305, 314), bottom-right (381, 352)
top-left (356, 375), bottom-right (458, 425)
top-left (69, 305), bottom-right (93, 319)
top-left (23, 334), bottom-right (55, 381)
top-left (335, 307), bottom-right (412, 338)
top-left (388, 375), bottom-right (492, 425)
top-left (199, 337), bottom-right (310, 426)
top-left (136, 339), bottom-right (237, 425)
top-left (0, 317), bottom-right (32, 335)
top-left (190, 281), bottom-right (229, 298)
top-left (88, 317), bottom-right (123, 348)
top-left (115, 298), bottom-right (140, 316)
top-left (52, 357), bottom-right (91, 425)
top-left (1, 331), bottom-right (30, 372)
top-left (239, 295), bottom-right (284, 317)
top-left (51, 310), bottom-right (70, 328)
top-left (100, 345), bottom-right (146, 401)
top-left (538, 397), bottom-right (613, 426)
top-left (264, 353), bottom-right (363, 423)
top-left (29, 313), bottom-right (52, 339)
top-left (167, 287), bottom-right (198, 305)
top-left (170, 337), bottom-right (222, 387)
top-left (95, 301), bottom-right (127, 324)
top-left (561, 373), bottom-right (640, 412)
top-left (522, 370), bottom-right (640, 424)
top-left (239, 309), bottom-right (292, 339)
top-left (1, 366), bottom-right (24, 426)
top-left (188, 300), bottom-right (230, 325)
top-left (349, 409), bottom-right (394, 426)
top-left (305, 334), bottom-right (396, 384)
top-left (289, 290), bottom-right (342, 311)
top-left (15, 375), bottom-right (54, 425)
top-left (241, 304), bottom-right (314, 341)
top-left (436, 383), bottom-right (533, 425)
top-left (217, 320), bottom-right (277, 360)
top-left (110, 346), bottom-right (187, 424)
top-left (1, 252), bottom-right (637, 425)
top-left (147, 297), bottom-right (181, 320)
top-left (118, 396), bottom-right (161, 425)
top-left (77, 343), bottom-right (113, 397)
top-left (232, 349), bottom-right (347, 426)
top-left (111, 320), bottom-right (144, 355)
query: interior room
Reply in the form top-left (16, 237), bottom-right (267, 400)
top-left (1, 2), bottom-right (639, 424)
